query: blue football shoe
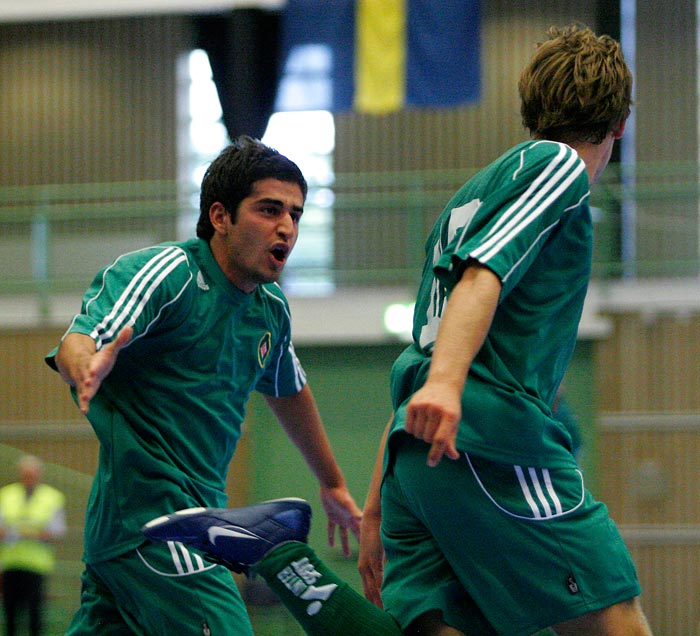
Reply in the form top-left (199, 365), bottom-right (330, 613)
top-left (141, 497), bottom-right (311, 574)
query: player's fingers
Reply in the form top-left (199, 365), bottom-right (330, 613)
top-left (403, 407), bottom-right (417, 434)
top-left (345, 513), bottom-right (361, 541)
top-left (352, 519), bottom-right (361, 541)
top-left (427, 439), bottom-right (447, 467)
top-left (360, 570), bottom-right (383, 608)
top-left (405, 408), bottom-right (427, 439)
top-left (340, 526), bottom-right (351, 557)
top-left (327, 520), bottom-right (336, 548)
top-left (78, 392), bottom-right (90, 414)
top-left (445, 443), bottom-right (461, 461)
top-left (429, 434), bottom-right (462, 465)
top-left (77, 377), bottom-right (96, 414)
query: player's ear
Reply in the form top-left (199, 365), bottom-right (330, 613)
top-left (612, 119), bottom-right (626, 140)
top-left (209, 202), bottom-right (229, 235)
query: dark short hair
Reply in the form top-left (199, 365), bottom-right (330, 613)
top-left (519, 24), bottom-right (633, 144)
top-left (196, 135), bottom-right (308, 241)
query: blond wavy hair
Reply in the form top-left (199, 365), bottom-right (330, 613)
top-left (519, 24), bottom-right (633, 144)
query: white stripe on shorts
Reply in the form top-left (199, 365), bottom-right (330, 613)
top-left (516, 466), bottom-right (567, 519)
top-left (465, 452), bottom-right (585, 521)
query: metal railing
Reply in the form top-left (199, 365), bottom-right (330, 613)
top-left (1, 162), bottom-right (699, 309)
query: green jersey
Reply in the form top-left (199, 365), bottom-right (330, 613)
top-left (47, 238), bottom-right (306, 563)
top-left (390, 140), bottom-right (591, 467)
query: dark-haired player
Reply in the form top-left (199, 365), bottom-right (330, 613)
top-left (47, 136), bottom-right (361, 636)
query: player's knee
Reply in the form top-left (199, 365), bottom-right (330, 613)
top-left (404, 610), bottom-right (466, 636)
top-left (551, 596), bottom-right (653, 636)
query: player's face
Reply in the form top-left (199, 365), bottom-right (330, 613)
top-left (210, 178), bottom-right (304, 293)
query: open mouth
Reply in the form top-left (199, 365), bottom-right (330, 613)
top-left (271, 245), bottom-right (289, 263)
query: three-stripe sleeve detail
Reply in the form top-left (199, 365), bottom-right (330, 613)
top-left (460, 144), bottom-right (587, 264)
top-left (86, 246), bottom-right (190, 349)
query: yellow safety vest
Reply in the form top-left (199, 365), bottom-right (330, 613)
top-left (0, 482), bottom-right (65, 574)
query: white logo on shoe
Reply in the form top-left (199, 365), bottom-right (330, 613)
top-left (207, 526), bottom-right (258, 544)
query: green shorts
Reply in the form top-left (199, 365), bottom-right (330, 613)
top-left (380, 433), bottom-right (641, 636)
top-left (66, 540), bottom-right (251, 636)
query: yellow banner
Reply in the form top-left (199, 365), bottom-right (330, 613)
top-left (355, 0), bottom-right (406, 114)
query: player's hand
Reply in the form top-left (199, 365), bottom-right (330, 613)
top-left (404, 381), bottom-right (461, 467)
top-left (77, 326), bottom-right (133, 414)
top-left (319, 485), bottom-right (362, 557)
top-left (358, 507), bottom-right (384, 607)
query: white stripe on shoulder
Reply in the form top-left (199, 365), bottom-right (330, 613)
top-left (87, 246), bottom-right (189, 348)
top-left (288, 341), bottom-right (306, 392)
top-left (468, 145), bottom-right (585, 263)
top-left (134, 267), bottom-right (193, 343)
top-left (568, 191), bottom-right (590, 210)
top-left (482, 143), bottom-right (571, 241)
top-left (261, 284), bottom-right (292, 322)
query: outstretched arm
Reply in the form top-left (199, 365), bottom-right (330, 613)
top-left (406, 262), bottom-right (501, 467)
top-left (54, 327), bottom-right (133, 414)
top-left (264, 385), bottom-right (363, 556)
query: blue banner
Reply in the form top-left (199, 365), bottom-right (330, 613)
top-left (277, 0), bottom-right (480, 114)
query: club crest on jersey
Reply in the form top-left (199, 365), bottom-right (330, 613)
top-left (257, 332), bottom-right (272, 367)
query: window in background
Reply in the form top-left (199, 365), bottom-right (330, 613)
top-left (176, 49), bottom-right (228, 240)
top-left (262, 111), bottom-right (335, 296)
top-left (178, 48), bottom-right (335, 295)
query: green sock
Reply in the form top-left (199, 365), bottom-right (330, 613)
top-left (254, 542), bottom-right (403, 636)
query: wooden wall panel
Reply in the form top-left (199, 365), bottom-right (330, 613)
top-left (625, 540), bottom-right (700, 636)
top-left (635, 0), bottom-right (698, 164)
top-left (1, 425), bottom-right (99, 475)
top-left (596, 313), bottom-right (700, 412)
top-left (0, 327), bottom-right (76, 421)
top-left (599, 416), bottom-right (700, 525)
top-left (596, 309), bottom-right (700, 635)
top-left (0, 16), bottom-right (190, 186)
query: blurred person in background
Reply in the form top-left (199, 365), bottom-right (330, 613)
top-left (0, 455), bottom-right (66, 636)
